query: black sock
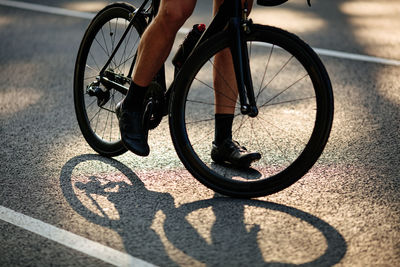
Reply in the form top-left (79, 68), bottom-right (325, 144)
top-left (214, 113), bottom-right (234, 145)
top-left (123, 81), bottom-right (148, 112)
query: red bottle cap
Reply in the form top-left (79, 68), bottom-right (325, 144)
top-left (197, 24), bottom-right (206, 32)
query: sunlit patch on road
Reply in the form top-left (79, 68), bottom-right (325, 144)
top-left (340, 1), bottom-right (400, 59)
top-left (0, 15), bottom-right (13, 27)
top-left (0, 87), bottom-right (42, 115)
top-left (250, 8), bottom-right (326, 34)
top-left (62, 1), bottom-right (107, 13)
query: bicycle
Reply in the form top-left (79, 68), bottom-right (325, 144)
top-left (74, 0), bottom-right (334, 198)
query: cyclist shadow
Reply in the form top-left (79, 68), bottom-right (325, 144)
top-left (60, 154), bottom-right (346, 266)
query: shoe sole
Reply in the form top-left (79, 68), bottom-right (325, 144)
top-left (211, 154), bottom-right (261, 169)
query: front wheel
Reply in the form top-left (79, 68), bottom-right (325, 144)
top-left (169, 25), bottom-right (334, 198)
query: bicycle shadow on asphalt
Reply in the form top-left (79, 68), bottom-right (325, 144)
top-left (60, 154), bottom-right (347, 266)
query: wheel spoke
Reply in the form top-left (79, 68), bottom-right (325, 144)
top-left (256, 44), bottom-right (274, 101)
top-left (85, 64), bottom-right (99, 73)
top-left (85, 98), bottom-right (97, 109)
top-left (208, 59), bottom-right (240, 107)
top-left (250, 118), bottom-right (263, 158)
top-left (102, 102), bottom-right (111, 139)
top-left (232, 114), bottom-right (247, 139)
top-left (255, 113), bottom-right (308, 147)
top-left (88, 52), bottom-right (101, 72)
top-left (117, 19), bottom-right (133, 71)
top-left (259, 73), bottom-right (309, 108)
top-left (255, 116), bottom-right (293, 165)
top-left (113, 52), bottom-right (137, 71)
top-left (210, 58), bottom-right (237, 97)
top-left (186, 117), bottom-right (215, 125)
top-left (190, 127), bottom-right (214, 147)
top-left (84, 74), bottom-right (99, 81)
top-left (187, 99), bottom-right (239, 110)
top-left (100, 28), bottom-right (110, 56)
top-left (260, 96), bottom-right (315, 108)
top-left (257, 55), bottom-right (294, 98)
top-left (194, 77), bottom-right (238, 105)
top-left (93, 37), bottom-right (112, 61)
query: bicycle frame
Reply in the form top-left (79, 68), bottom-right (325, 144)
top-left (99, 0), bottom-right (258, 117)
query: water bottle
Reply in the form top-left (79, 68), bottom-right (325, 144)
top-left (172, 24), bottom-right (206, 69)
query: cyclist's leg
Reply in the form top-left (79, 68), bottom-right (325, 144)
top-left (117, 0), bottom-right (196, 156)
top-left (132, 0), bottom-right (197, 87)
top-left (211, 0), bottom-right (260, 167)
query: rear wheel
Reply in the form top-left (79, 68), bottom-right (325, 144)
top-left (169, 25), bottom-right (334, 197)
top-left (74, 3), bottom-right (145, 157)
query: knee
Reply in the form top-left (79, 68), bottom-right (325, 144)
top-left (157, 1), bottom-right (195, 30)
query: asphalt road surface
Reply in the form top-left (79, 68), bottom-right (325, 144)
top-left (1, 0), bottom-right (399, 266)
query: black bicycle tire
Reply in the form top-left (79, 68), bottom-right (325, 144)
top-left (169, 24), bottom-right (334, 198)
top-left (74, 3), bottom-right (146, 157)
top-left (256, 0), bottom-right (288, 7)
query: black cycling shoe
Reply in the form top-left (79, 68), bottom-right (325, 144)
top-left (211, 139), bottom-right (261, 168)
top-left (115, 101), bottom-right (150, 156)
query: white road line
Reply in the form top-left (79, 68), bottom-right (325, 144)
top-left (0, 205), bottom-right (156, 267)
top-left (1, 0), bottom-right (400, 66)
top-left (313, 47), bottom-right (400, 66)
top-left (0, 0), bottom-right (94, 19)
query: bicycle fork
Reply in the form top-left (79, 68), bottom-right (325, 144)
top-left (229, 0), bottom-right (258, 117)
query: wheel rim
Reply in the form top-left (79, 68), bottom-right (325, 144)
top-left (80, 9), bottom-right (141, 145)
top-left (179, 30), bottom-right (330, 190)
